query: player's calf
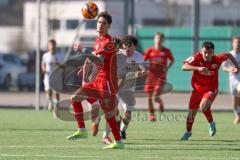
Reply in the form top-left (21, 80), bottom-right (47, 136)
top-left (91, 117), bottom-right (100, 136)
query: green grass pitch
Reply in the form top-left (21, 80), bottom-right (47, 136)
top-left (0, 109), bottom-right (240, 160)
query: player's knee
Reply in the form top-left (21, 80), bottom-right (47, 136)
top-left (124, 111), bottom-right (131, 123)
top-left (71, 95), bottom-right (79, 102)
top-left (236, 84), bottom-right (240, 95)
top-left (237, 92), bottom-right (240, 97)
top-left (104, 111), bottom-right (115, 119)
top-left (154, 96), bottom-right (161, 102)
top-left (200, 100), bottom-right (211, 109)
top-left (148, 96), bottom-right (153, 101)
top-left (187, 111), bottom-right (196, 122)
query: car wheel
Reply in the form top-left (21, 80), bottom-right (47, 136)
top-left (3, 74), bottom-right (11, 90)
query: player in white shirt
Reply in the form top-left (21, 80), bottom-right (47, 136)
top-left (222, 36), bottom-right (240, 124)
top-left (41, 39), bottom-right (64, 110)
top-left (100, 36), bottom-right (146, 143)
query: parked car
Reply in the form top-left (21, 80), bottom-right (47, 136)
top-left (17, 72), bottom-right (44, 91)
top-left (0, 53), bottom-right (27, 90)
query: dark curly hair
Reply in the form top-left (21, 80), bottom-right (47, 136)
top-left (97, 11), bottom-right (112, 25)
top-left (202, 41), bottom-right (215, 50)
top-left (122, 35), bottom-right (138, 47)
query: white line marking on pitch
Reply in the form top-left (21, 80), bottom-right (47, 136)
top-left (0, 143), bottom-right (238, 148)
top-left (1, 154), bottom-right (240, 160)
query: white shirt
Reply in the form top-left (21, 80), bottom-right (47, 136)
top-left (118, 50), bottom-right (145, 92)
top-left (126, 50), bottom-right (145, 64)
top-left (42, 51), bottom-right (64, 74)
top-left (223, 50), bottom-right (240, 81)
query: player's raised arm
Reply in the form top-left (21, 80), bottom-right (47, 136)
top-left (81, 59), bottom-right (93, 84)
top-left (224, 53), bottom-right (240, 74)
top-left (222, 60), bottom-right (233, 72)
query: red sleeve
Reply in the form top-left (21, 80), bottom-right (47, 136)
top-left (216, 53), bottom-right (228, 63)
top-left (184, 55), bottom-right (198, 65)
top-left (143, 48), bottom-right (151, 61)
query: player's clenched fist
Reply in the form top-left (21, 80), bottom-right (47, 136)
top-left (198, 67), bottom-right (210, 75)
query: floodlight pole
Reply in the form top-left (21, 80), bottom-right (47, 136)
top-left (35, 0), bottom-right (41, 111)
top-left (124, 0), bottom-right (128, 35)
top-left (129, 0), bottom-right (135, 35)
top-left (192, 0), bottom-right (200, 53)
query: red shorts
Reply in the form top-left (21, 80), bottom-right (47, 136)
top-left (189, 90), bottom-right (218, 110)
top-left (81, 77), bottom-right (117, 113)
top-left (144, 72), bottom-right (166, 93)
top-left (81, 77), bottom-right (116, 98)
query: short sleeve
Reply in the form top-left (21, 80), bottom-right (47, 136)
top-left (216, 53), bottom-right (228, 63)
top-left (184, 56), bottom-right (197, 65)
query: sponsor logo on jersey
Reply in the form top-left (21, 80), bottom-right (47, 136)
top-left (212, 64), bottom-right (217, 69)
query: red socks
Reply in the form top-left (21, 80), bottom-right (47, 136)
top-left (106, 117), bottom-right (121, 141)
top-left (186, 116), bottom-right (195, 132)
top-left (71, 101), bottom-right (85, 128)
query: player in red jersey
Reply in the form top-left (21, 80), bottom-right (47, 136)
top-left (180, 41), bottom-right (240, 140)
top-left (143, 32), bottom-right (174, 121)
top-left (66, 12), bottom-right (123, 149)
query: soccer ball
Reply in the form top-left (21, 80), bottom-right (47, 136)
top-left (81, 1), bottom-right (99, 19)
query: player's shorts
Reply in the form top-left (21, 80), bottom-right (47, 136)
top-left (75, 76), bottom-right (117, 116)
top-left (229, 77), bottom-right (240, 96)
top-left (43, 73), bottom-right (51, 91)
top-left (117, 91), bottom-right (136, 112)
top-left (144, 72), bottom-right (166, 93)
top-left (80, 77), bottom-right (116, 99)
top-left (189, 90), bottom-right (218, 110)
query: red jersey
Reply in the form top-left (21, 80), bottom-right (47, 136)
top-left (144, 46), bottom-right (174, 76)
top-left (93, 34), bottom-right (118, 93)
top-left (184, 52), bottom-right (228, 93)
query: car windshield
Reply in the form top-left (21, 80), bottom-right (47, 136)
top-left (2, 54), bottom-right (24, 65)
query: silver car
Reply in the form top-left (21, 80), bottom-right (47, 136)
top-left (0, 53), bottom-right (27, 90)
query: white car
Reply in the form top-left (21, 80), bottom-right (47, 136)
top-left (0, 53), bottom-right (27, 90)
